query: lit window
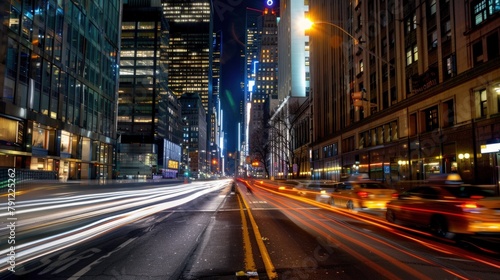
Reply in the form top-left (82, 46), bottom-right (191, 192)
top-left (476, 89), bottom-right (488, 117)
top-left (430, 0), bottom-right (437, 15)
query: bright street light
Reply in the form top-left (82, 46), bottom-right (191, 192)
top-left (303, 18), bottom-right (362, 45)
top-left (303, 17), bottom-right (394, 69)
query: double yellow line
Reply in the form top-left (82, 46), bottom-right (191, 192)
top-left (236, 184), bottom-right (278, 279)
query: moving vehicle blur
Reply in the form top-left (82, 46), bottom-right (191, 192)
top-left (292, 180), bottom-right (339, 203)
top-left (329, 180), bottom-right (398, 210)
top-left (386, 181), bottom-right (500, 238)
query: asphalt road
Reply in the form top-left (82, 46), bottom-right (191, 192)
top-left (1, 179), bottom-right (500, 280)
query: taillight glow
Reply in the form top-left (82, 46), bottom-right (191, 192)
top-left (392, 193), bottom-right (399, 198)
top-left (461, 202), bottom-right (478, 209)
top-left (357, 191), bottom-right (369, 198)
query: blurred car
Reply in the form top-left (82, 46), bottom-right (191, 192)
top-left (289, 180), bottom-right (339, 202)
top-left (385, 184), bottom-right (500, 237)
top-left (329, 181), bottom-right (398, 210)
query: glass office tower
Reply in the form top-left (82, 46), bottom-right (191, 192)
top-left (0, 0), bottom-right (121, 179)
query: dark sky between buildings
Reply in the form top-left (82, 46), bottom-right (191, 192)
top-left (215, 0), bottom-right (279, 153)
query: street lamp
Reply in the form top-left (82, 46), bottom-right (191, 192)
top-left (303, 17), bottom-right (395, 69)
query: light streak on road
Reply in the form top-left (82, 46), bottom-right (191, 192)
top-left (243, 181), bottom-right (500, 279)
top-left (0, 180), bottom-right (231, 272)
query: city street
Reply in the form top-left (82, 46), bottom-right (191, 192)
top-left (1, 179), bottom-right (500, 279)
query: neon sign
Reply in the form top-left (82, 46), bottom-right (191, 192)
top-left (267, 0), bottom-right (273, 6)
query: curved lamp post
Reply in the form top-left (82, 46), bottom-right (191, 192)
top-left (303, 18), bottom-right (395, 69)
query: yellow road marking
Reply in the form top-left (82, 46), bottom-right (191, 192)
top-left (239, 187), bottom-right (278, 279)
top-left (237, 194), bottom-right (257, 274)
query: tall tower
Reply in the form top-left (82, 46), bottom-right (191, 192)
top-left (247, 7), bottom-right (279, 177)
top-left (162, 0), bottom-right (215, 174)
top-left (118, 0), bottom-right (182, 178)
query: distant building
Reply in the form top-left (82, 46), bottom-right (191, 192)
top-left (246, 8), bottom-right (279, 178)
top-left (0, 0), bottom-right (121, 179)
top-left (179, 93), bottom-right (207, 179)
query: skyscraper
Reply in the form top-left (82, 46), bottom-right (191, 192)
top-left (0, 0), bottom-right (121, 179)
top-left (162, 0), bottom-right (216, 174)
top-left (247, 7), bottom-right (279, 177)
top-left (117, 0), bottom-right (182, 178)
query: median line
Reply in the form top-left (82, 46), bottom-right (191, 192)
top-left (236, 194), bottom-right (257, 278)
top-left (237, 184), bottom-right (278, 280)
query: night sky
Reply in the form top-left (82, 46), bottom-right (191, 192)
top-left (214, 0), bottom-right (278, 154)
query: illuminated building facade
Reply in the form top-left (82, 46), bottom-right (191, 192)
top-left (306, 0), bottom-right (500, 188)
top-left (0, 0), bottom-right (121, 179)
top-left (247, 7), bottom-right (279, 178)
top-left (269, 0), bottom-right (310, 179)
top-left (117, 1), bottom-right (182, 179)
top-left (179, 92), bottom-right (207, 179)
top-left (162, 0), bottom-right (215, 174)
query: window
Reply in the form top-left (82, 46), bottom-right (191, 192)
top-left (442, 99), bottom-right (455, 127)
top-left (429, 0), bottom-right (437, 15)
top-left (406, 15), bottom-right (416, 33)
top-left (406, 44), bottom-right (418, 65)
top-left (476, 89), bottom-right (488, 117)
top-left (472, 0), bottom-right (500, 26)
top-left (359, 59), bottom-right (364, 74)
top-left (424, 106), bottom-right (439, 132)
top-left (442, 20), bottom-right (451, 39)
top-left (473, 41), bottom-right (483, 65)
top-left (443, 55), bottom-right (455, 80)
top-left (487, 32), bottom-right (499, 60)
top-left (429, 29), bottom-right (438, 49)
top-left (409, 113), bottom-right (417, 136)
top-left (407, 49), bottom-right (412, 65)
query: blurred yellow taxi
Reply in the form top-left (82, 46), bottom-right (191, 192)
top-left (329, 180), bottom-right (398, 210)
top-left (386, 184), bottom-right (500, 238)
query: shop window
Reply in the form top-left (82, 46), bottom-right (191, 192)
top-left (33, 127), bottom-right (47, 148)
top-left (0, 118), bottom-right (20, 144)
